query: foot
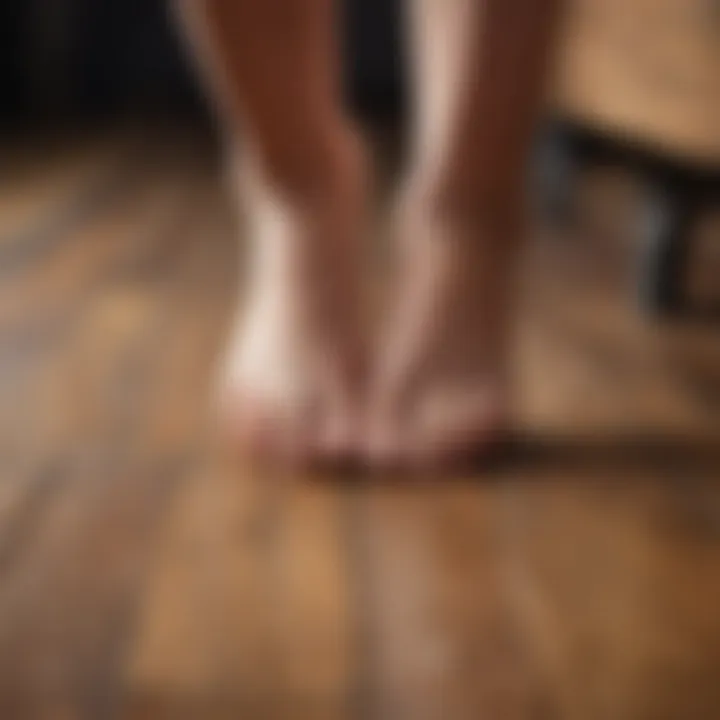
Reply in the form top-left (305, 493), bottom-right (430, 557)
top-left (218, 135), bottom-right (367, 464)
top-left (367, 193), bottom-right (517, 468)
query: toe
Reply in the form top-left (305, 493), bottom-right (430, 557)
top-left (218, 388), bottom-right (314, 465)
top-left (312, 392), bottom-right (361, 467)
top-left (315, 421), bottom-right (356, 467)
top-left (364, 412), bottom-right (411, 469)
top-left (220, 392), bottom-right (275, 458)
top-left (409, 386), bottom-right (509, 467)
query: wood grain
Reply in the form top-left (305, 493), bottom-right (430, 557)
top-left (554, 0), bottom-right (720, 165)
top-left (0, 130), bottom-right (717, 719)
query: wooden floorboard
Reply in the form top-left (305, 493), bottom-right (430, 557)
top-left (0, 129), bottom-right (717, 720)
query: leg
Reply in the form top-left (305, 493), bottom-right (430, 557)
top-left (177, 0), bottom-right (367, 461)
top-left (368, 0), bottom-right (562, 465)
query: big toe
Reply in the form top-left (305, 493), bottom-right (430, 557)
top-left (364, 402), bottom-right (413, 469)
top-left (220, 389), bottom-right (319, 465)
top-left (408, 386), bottom-right (509, 467)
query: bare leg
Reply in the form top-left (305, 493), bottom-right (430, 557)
top-left (178, 0), bottom-right (367, 461)
top-left (368, 0), bottom-right (561, 465)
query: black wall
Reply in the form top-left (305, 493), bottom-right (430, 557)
top-left (1, 0), bottom-right (405, 124)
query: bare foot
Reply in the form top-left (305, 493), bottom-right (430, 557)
top-left (219, 135), bottom-right (367, 464)
top-left (367, 193), bottom-right (517, 468)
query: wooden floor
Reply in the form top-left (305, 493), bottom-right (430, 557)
top-left (0, 127), bottom-right (719, 720)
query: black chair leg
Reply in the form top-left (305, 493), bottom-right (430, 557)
top-left (637, 176), bottom-right (697, 317)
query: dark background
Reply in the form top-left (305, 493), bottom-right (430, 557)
top-left (0, 0), bottom-right (405, 125)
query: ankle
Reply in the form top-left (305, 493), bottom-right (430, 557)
top-left (400, 174), bottom-right (524, 238)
